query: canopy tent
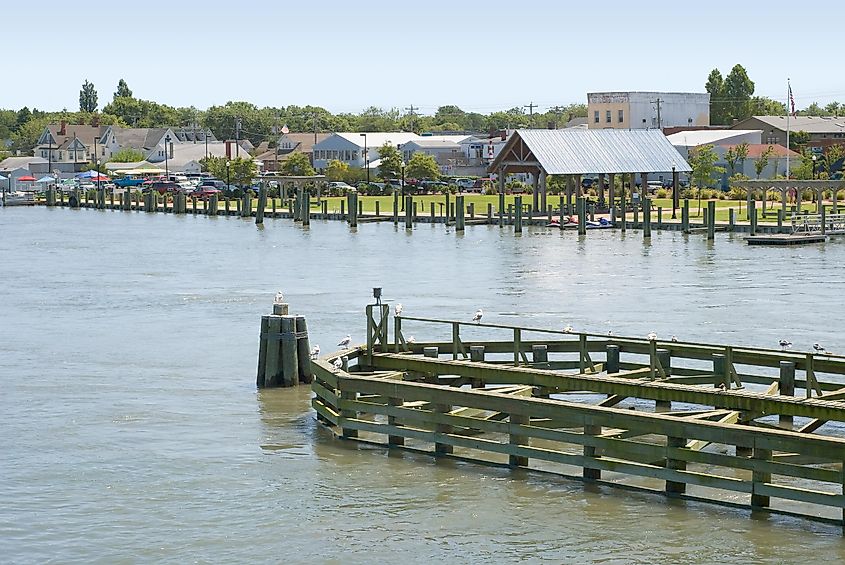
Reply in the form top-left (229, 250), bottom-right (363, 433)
top-left (36, 175), bottom-right (57, 183)
top-left (89, 175), bottom-right (111, 182)
top-left (121, 168), bottom-right (166, 175)
top-left (17, 175), bottom-right (36, 182)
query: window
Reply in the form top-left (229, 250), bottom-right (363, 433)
top-left (594, 111), bottom-right (599, 123)
top-left (58, 152), bottom-right (63, 160)
top-left (352, 150), bottom-right (358, 160)
top-left (606, 110), bottom-right (611, 123)
top-left (618, 109), bottom-right (624, 123)
top-left (41, 151), bottom-right (46, 158)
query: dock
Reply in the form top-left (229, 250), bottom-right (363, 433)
top-left (302, 304), bottom-right (845, 531)
top-left (747, 234), bottom-right (828, 245)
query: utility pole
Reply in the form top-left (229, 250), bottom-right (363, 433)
top-left (235, 116), bottom-right (242, 158)
top-left (525, 101), bottom-right (537, 116)
top-left (313, 112), bottom-right (319, 145)
top-left (404, 104), bottom-right (418, 132)
top-left (651, 98), bottom-right (662, 130)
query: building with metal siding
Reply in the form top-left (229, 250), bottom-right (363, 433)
top-left (588, 91), bottom-right (710, 130)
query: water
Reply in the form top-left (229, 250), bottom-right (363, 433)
top-left (2, 206), bottom-right (845, 563)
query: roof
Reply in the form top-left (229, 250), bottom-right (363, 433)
top-left (0, 156), bottom-right (48, 171)
top-left (720, 144), bottom-right (800, 158)
top-left (111, 127), bottom-right (170, 150)
top-left (737, 115), bottom-right (845, 134)
top-left (40, 124), bottom-right (107, 149)
top-left (417, 134), bottom-right (474, 143)
top-left (329, 132), bottom-right (420, 148)
top-left (490, 129), bottom-right (691, 175)
top-left (666, 129), bottom-right (761, 147)
top-left (403, 139), bottom-right (462, 150)
top-left (279, 132), bottom-right (330, 150)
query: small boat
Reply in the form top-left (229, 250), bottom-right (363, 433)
top-left (586, 218), bottom-right (613, 229)
top-left (1, 191), bottom-right (37, 206)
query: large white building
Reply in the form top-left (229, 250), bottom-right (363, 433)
top-left (312, 132), bottom-right (420, 170)
top-left (587, 91), bottom-right (710, 130)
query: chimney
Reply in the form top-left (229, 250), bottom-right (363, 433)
top-left (59, 120), bottom-right (66, 136)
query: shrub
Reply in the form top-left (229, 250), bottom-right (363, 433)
top-left (655, 188), bottom-right (668, 199)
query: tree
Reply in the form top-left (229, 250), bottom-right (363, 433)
top-left (705, 68), bottom-right (728, 125)
top-left (723, 64), bottom-right (754, 122)
top-left (204, 156), bottom-right (257, 187)
top-left (114, 79), bottom-right (133, 100)
top-left (687, 144), bottom-right (724, 188)
top-left (724, 147), bottom-right (739, 176)
top-left (406, 152), bottom-right (440, 180)
top-left (280, 151), bottom-right (315, 176)
top-left (110, 148), bottom-right (145, 163)
top-left (376, 143), bottom-right (403, 180)
top-left (821, 144), bottom-right (845, 176)
top-left (325, 159), bottom-right (349, 181)
top-left (79, 80), bottom-right (98, 113)
top-left (749, 96), bottom-right (785, 116)
top-left (754, 145), bottom-right (776, 178)
top-left (789, 130), bottom-right (810, 152)
top-left (15, 107), bottom-right (31, 130)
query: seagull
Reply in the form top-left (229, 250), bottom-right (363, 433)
top-left (273, 290), bottom-right (284, 304)
top-left (813, 343), bottom-right (826, 354)
top-left (717, 382), bottom-right (727, 391)
top-left (394, 303), bottom-right (403, 316)
top-left (779, 339), bottom-right (792, 350)
top-left (472, 309), bottom-right (483, 323)
top-left (671, 335), bottom-right (678, 342)
top-left (607, 330), bottom-right (613, 336)
top-left (337, 334), bottom-right (351, 348)
top-left (332, 357), bottom-right (342, 369)
top-left (309, 344), bottom-right (320, 360)
top-left (563, 325), bottom-right (573, 334)
top-left (647, 332), bottom-right (658, 341)
top-left (407, 336), bottom-right (416, 344)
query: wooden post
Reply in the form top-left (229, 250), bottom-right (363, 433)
top-left (349, 192), bottom-right (358, 227)
top-left (405, 196), bottom-right (413, 229)
top-left (261, 315), bottom-right (283, 387)
top-left (423, 347), bottom-right (438, 358)
top-left (302, 189), bottom-right (311, 226)
top-left (514, 195), bottom-right (523, 233)
top-left (509, 413), bottom-right (529, 467)
top-left (713, 353), bottom-right (728, 389)
top-left (606, 345), bottom-right (620, 374)
top-left (532, 344), bottom-right (549, 368)
top-left (191, 195), bottom-right (197, 214)
top-left (682, 199), bottom-right (690, 233)
top-left (388, 395), bottom-right (404, 446)
top-left (577, 197), bottom-right (586, 235)
top-left (280, 316), bottom-right (299, 387)
top-left (657, 206), bottom-right (662, 229)
top-left (445, 192), bottom-right (451, 224)
top-left (749, 199), bottom-right (757, 235)
top-left (295, 316), bottom-right (312, 384)
top-left (225, 197), bottom-right (230, 215)
top-left (583, 419), bottom-right (601, 480)
top-left (433, 403), bottom-right (453, 454)
top-left (779, 361), bottom-right (795, 427)
top-left (413, 200), bottom-right (418, 220)
top-left (255, 184), bottom-right (267, 225)
top-left (665, 435), bottom-right (687, 494)
top-left (393, 190), bottom-right (399, 224)
top-left (340, 198), bottom-right (345, 219)
top-left (430, 202), bottom-right (435, 221)
top-left (340, 388), bottom-right (358, 439)
top-left (728, 207), bottom-right (735, 231)
top-left (469, 202), bottom-right (475, 219)
top-left (655, 348), bottom-right (671, 411)
top-left (469, 345), bottom-right (485, 362)
top-left (750, 447), bottom-right (772, 509)
top-left (821, 205), bottom-right (827, 235)
top-left (487, 202), bottom-right (493, 223)
top-left (498, 192), bottom-right (505, 227)
top-left (643, 197), bottom-right (652, 238)
top-left (456, 194), bottom-right (465, 231)
top-left (707, 200), bottom-right (716, 240)
top-left (620, 188), bottom-right (627, 232)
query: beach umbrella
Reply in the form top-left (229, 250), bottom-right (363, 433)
top-left (36, 175), bottom-right (56, 183)
top-left (17, 175), bottom-right (36, 182)
top-left (76, 170), bottom-right (101, 178)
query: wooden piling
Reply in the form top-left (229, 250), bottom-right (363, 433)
top-left (779, 361), bottom-right (795, 427)
top-left (728, 207), bottom-right (735, 231)
top-left (498, 192), bottom-right (505, 227)
top-left (749, 199), bottom-right (757, 235)
top-left (606, 345), bottom-right (620, 374)
top-left (532, 344), bottom-right (549, 368)
top-left (280, 316), bottom-right (299, 387)
top-left (295, 316), bottom-right (312, 384)
top-left (256, 184), bottom-right (267, 225)
top-left (713, 353), bottom-right (728, 389)
top-left (430, 202), bottom-right (435, 221)
top-left (682, 199), bottom-right (690, 233)
top-left (405, 195), bottom-right (413, 229)
top-left (643, 197), bottom-right (652, 238)
top-left (707, 200), bottom-right (716, 240)
top-left (393, 190), bottom-right (399, 224)
top-left (514, 195), bottom-right (523, 233)
top-left (302, 189), bottom-right (310, 226)
top-left (577, 197), bottom-right (586, 235)
top-left (349, 192), bottom-right (358, 227)
top-left (456, 195), bottom-right (465, 231)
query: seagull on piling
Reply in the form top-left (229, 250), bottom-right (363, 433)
top-left (472, 309), bottom-right (483, 323)
top-left (407, 336), bottom-right (416, 344)
top-left (337, 334), bottom-right (351, 348)
top-left (563, 325), bottom-right (573, 334)
top-left (607, 330), bottom-right (613, 336)
top-left (779, 339), bottom-right (792, 350)
top-left (332, 357), bottom-right (343, 370)
top-left (394, 303), bottom-right (403, 316)
top-left (717, 382), bottom-right (727, 391)
top-left (310, 345), bottom-right (320, 360)
top-left (647, 332), bottom-right (658, 341)
top-left (813, 343), bottom-right (826, 354)
top-left (671, 335), bottom-right (678, 343)
top-left (273, 290), bottom-right (285, 304)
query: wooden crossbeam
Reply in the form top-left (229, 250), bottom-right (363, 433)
top-left (597, 395), bottom-right (627, 407)
top-left (686, 411), bottom-right (741, 451)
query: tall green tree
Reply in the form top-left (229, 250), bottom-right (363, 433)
top-left (406, 152), bottom-right (440, 180)
top-left (376, 143), bottom-right (403, 180)
top-left (324, 159), bottom-right (349, 181)
top-left (280, 151), bottom-right (315, 176)
top-left (723, 64), bottom-right (755, 122)
top-left (204, 156), bottom-right (257, 187)
top-left (789, 130), bottom-right (810, 152)
top-left (79, 80), bottom-right (98, 113)
top-left (749, 96), bottom-right (785, 116)
top-left (705, 69), bottom-right (728, 125)
top-left (688, 145), bottom-right (724, 188)
top-left (114, 79), bottom-right (133, 100)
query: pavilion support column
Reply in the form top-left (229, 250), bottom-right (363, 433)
top-left (640, 172), bottom-right (648, 210)
top-left (574, 174), bottom-right (582, 199)
top-left (565, 175), bottom-right (573, 213)
top-left (539, 169), bottom-right (547, 213)
top-left (607, 173), bottom-right (615, 209)
top-left (498, 167), bottom-right (506, 195)
top-left (597, 173), bottom-right (606, 207)
top-left (795, 184), bottom-right (802, 215)
top-left (532, 171), bottom-right (539, 212)
top-left (833, 187), bottom-right (839, 214)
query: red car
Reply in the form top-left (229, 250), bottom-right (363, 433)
top-left (142, 180), bottom-right (181, 194)
top-left (191, 187), bottom-right (221, 198)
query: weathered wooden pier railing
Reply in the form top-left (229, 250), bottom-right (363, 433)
top-left (310, 307), bottom-right (845, 530)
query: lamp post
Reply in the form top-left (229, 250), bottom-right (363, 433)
top-left (96, 158), bottom-right (101, 195)
top-left (359, 133), bottom-right (369, 184)
top-left (93, 136), bottom-right (99, 167)
top-left (226, 160), bottom-right (231, 194)
top-left (400, 160), bottom-right (406, 211)
top-left (164, 134), bottom-right (171, 182)
top-left (812, 154), bottom-right (817, 180)
top-left (671, 161), bottom-right (677, 219)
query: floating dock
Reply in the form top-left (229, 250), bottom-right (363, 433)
top-left (746, 234), bottom-right (828, 245)
top-left (305, 306), bottom-right (845, 531)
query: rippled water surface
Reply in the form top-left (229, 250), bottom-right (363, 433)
top-left (3, 206), bottom-right (845, 563)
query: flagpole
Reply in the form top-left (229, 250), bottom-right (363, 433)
top-left (786, 78), bottom-right (791, 179)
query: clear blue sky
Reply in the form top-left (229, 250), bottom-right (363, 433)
top-left (7, 0), bottom-right (843, 114)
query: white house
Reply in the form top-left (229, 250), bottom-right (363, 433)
top-left (312, 132), bottom-right (420, 170)
top-left (401, 139), bottom-right (463, 166)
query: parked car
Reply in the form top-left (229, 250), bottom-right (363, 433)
top-left (198, 179), bottom-right (226, 190)
top-left (454, 178), bottom-right (476, 190)
top-left (327, 181), bottom-right (354, 191)
top-left (142, 181), bottom-right (182, 194)
top-left (191, 187), bottom-right (221, 198)
top-left (645, 180), bottom-right (663, 194)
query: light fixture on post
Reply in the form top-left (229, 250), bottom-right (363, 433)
top-left (164, 134), bottom-right (171, 182)
top-left (400, 160), bottom-right (406, 211)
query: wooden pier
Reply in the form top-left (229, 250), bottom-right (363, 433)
top-left (309, 307), bottom-right (845, 531)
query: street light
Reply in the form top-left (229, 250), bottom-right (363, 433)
top-left (226, 160), bottom-right (231, 193)
top-left (671, 161), bottom-right (677, 219)
top-left (96, 158), bottom-right (101, 196)
top-left (359, 133), bottom-right (369, 184)
top-left (400, 160), bottom-right (406, 211)
top-left (812, 154), bottom-right (817, 180)
top-left (164, 134), bottom-right (171, 182)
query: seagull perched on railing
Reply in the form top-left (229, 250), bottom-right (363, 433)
top-left (310, 345), bottom-right (320, 360)
top-left (647, 332), bottom-right (658, 341)
top-left (671, 335), bottom-right (678, 342)
top-left (332, 357), bottom-right (342, 369)
top-left (472, 309), bottom-right (483, 323)
top-left (394, 303), bottom-right (403, 316)
top-left (273, 290), bottom-right (284, 304)
top-left (407, 336), bottom-right (416, 344)
top-left (337, 334), bottom-right (351, 348)
top-left (779, 339), bottom-right (792, 350)
top-left (813, 343), bottom-right (826, 354)
top-left (563, 325), bottom-right (573, 334)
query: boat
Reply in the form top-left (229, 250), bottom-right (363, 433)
top-left (586, 218), bottom-right (613, 229)
top-left (1, 191), bottom-right (37, 206)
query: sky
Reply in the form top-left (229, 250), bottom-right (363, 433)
top-left (5, 0), bottom-right (844, 115)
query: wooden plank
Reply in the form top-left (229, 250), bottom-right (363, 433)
top-left (685, 412), bottom-right (740, 451)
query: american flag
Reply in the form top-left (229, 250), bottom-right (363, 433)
top-left (788, 82), bottom-right (796, 117)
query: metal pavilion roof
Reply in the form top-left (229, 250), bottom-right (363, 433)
top-left (491, 129), bottom-right (691, 175)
